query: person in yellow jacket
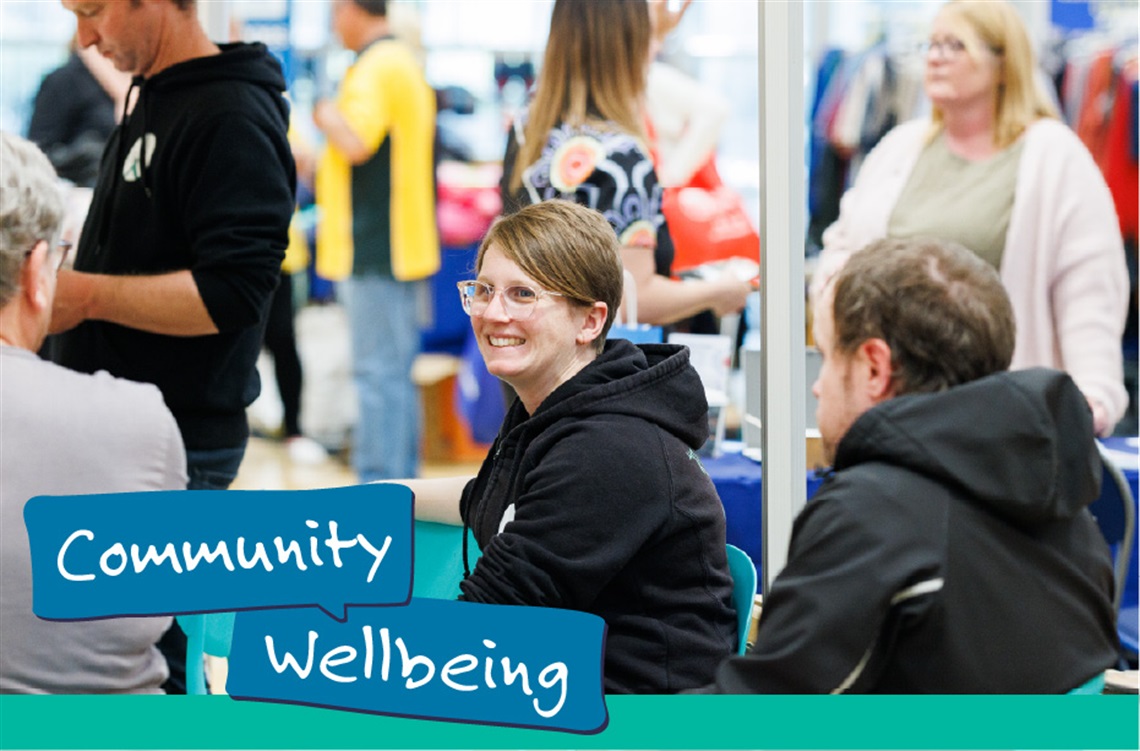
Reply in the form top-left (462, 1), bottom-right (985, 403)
top-left (314, 0), bottom-right (439, 482)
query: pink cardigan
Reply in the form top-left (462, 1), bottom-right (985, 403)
top-left (815, 118), bottom-right (1129, 432)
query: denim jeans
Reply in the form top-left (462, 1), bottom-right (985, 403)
top-left (185, 442), bottom-right (248, 490)
top-left (342, 275), bottom-right (424, 482)
top-left (160, 440), bottom-right (247, 692)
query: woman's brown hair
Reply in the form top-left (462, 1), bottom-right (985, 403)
top-left (508, 0), bottom-right (651, 193)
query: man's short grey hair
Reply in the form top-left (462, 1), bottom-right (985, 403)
top-left (0, 132), bottom-right (64, 307)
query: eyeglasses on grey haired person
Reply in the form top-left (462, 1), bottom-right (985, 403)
top-left (24, 239), bottom-right (73, 273)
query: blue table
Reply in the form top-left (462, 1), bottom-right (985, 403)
top-left (703, 448), bottom-right (823, 591)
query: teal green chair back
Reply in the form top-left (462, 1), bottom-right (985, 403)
top-left (176, 612), bottom-right (235, 695)
top-left (412, 520), bottom-right (482, 600)
top-left (174, 521), bottom-right (481, 694)
top-left (172, 522), bottom-right (479, 694)
top-left (1068, 673), bottom-right (1106, 694)
top-left (725, 544), bottom-right (757, 655)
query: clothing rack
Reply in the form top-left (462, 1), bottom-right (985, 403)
top-left (1052, 32), bottom-right (1138, 244)
top-left (805, 43), bottom-right (926, 253)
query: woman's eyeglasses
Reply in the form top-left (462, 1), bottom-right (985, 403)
top-left (457, 280), bottom-right (565, 320)
top-left (920, 36), bottom-right (1002, 59)
top-left (921, 37), bottom-right (967, 58)
top-left (24, 239), bottom-right (73, 273)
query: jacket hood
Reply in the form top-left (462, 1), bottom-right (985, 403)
top-left (114, 42), bottom-right (289, 203)
top-left (834, 368), bottom-right (1101, 525)
top-left (144, 42), bottom-right (288, 95)
top-left (523, 339), bottom-right (710, 451)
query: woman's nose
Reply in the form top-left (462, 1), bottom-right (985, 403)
top-left (482, 290), bottom-right (512, 321)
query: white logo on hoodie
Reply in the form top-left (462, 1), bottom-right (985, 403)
top-left (122, 134), bottom-right (157, 183)
top-left (497, 503), bottom-right (516, 535)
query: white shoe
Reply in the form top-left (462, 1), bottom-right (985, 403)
top-left (286, 436), bottom-right (327, 465)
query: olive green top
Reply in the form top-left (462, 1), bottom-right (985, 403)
top-left (887, 133), bottom-right (1025, 270)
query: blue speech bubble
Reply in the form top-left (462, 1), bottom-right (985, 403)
top-left (226, 599), bottom-right (608, 734)
top-left (25, 485), bottom-right (413, 621)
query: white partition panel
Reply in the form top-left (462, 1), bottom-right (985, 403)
top-left (758, 0), bottom-right (806, 589)
top-left (198, 0), bottom-right (232, 41)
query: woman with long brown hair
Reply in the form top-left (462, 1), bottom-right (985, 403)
top-left (502, 0), bottom-right (751, 327)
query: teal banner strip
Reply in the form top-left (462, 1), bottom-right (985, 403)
top-left (0, 695), bottom-right (1137, 749)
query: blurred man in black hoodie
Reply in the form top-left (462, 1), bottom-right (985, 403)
top-left (53, 0), bottom-right (295, 692)
top-left (27, 37), bottom-right (127, 188)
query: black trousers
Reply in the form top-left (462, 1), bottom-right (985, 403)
top-left (263, 270), bottom-right (304, 437)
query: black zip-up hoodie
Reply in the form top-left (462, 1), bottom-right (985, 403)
top-left (708, 368), bottom-right (1118, 693)
top-left (57, 43), bottom-right (295, 451)
top-left (458, 339), bottom-right (737, 694)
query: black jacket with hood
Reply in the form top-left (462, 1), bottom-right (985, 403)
top-left (458, 340), bottom-right (738, 694)
top-left (709, 368), bottom-right (1118, 693)
top-left (57, 43), bottom-right (295, 451)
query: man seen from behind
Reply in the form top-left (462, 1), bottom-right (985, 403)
top-left (0, 132), bottom-right (186, 694)
top-left (707, 237), bottom-right (1118, 693)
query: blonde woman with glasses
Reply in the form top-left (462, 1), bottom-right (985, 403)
top-left (396, 200), bottom-right (737, 694)
top-left (813, 0), bottom-right (1129, 437)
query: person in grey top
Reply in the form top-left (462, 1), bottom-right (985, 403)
top-left (0, 132), bottom-right (187, 693)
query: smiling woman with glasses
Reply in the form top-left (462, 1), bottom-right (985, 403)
top-left (813, 0), bottom-right (1129, 437)
top-left (389, 199), bottom-right (738, 694)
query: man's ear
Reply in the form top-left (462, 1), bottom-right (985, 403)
top-left (20, 241), bottom-right (49, 312)
top-left (858, 337), bottom-right (895, 402)
top-left (576, 301), bottom-right (608, 346)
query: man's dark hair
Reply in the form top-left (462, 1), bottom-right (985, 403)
top-left (830, 237), bottom-right (1016, 396)
top-left (351, 0), bottom-right (388, 17)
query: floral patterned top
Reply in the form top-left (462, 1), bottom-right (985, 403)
top-left (501, 113), bottom-right (673, 277)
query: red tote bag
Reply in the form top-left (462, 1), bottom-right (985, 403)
top-left (662, 157), bottom-right (761, 275)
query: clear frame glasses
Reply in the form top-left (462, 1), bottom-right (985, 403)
top-left (457, 280), bottom-right (565, 320)
top-left (53, 240), bottom-right (73, 272)
top-left (24, 239), bottom-right (73, 273)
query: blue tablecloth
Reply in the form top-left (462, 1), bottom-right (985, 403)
top-left (703, 449), bottom-right (823, 591)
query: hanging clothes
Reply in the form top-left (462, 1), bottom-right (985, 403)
top-left (806, 44), bottom-right (924, 253)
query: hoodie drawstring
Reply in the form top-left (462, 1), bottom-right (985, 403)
top-left (89, 75), bottom-right (145, 259)
top-left (461, 518), bottom-right (471, 579)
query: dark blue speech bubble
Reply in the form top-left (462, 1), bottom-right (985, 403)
top-left (226, 599), bottom-right (608, 734)
top-left (25, 484), bottom-right (413, 622)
